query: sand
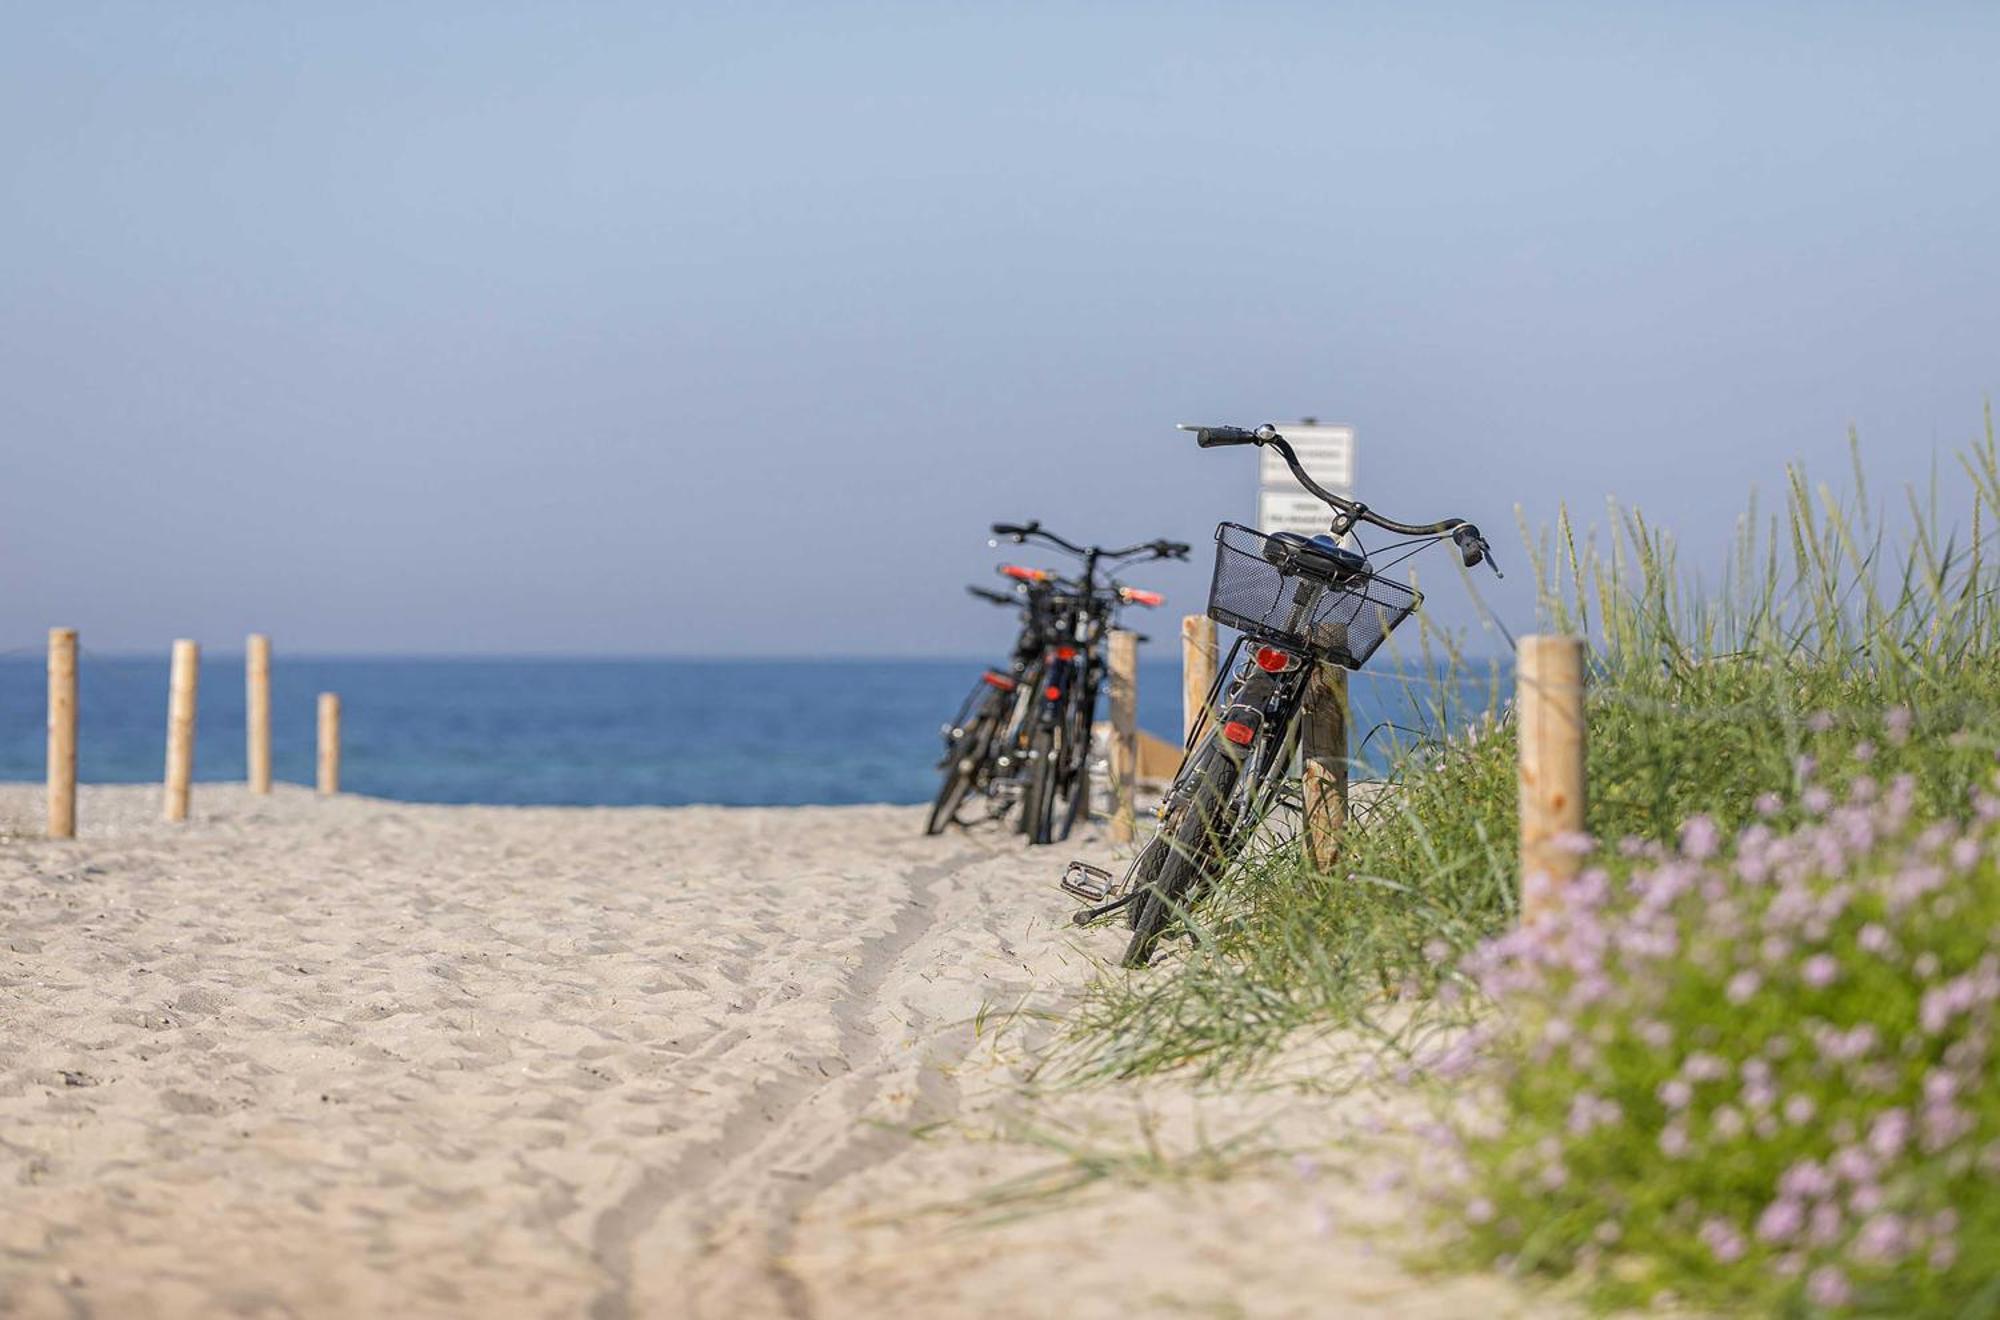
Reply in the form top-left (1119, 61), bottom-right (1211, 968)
top-left (0, 785), bottom-right (1561, 1319)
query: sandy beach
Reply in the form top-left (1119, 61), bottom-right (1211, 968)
top-left (0, 786), bottom-right (1555, 1318)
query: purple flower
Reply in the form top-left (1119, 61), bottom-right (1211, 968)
top-left (1779, 1159), bottom-right (1834, 1200)
top-left (1465, 1196), bottom-right (1495, 1225)
top-left (1853, 1213), bottom-right (1908, 1263)
top-left (1680, 815), bottom-right (1722, 861)
top-left (1830, 1145), bottom-right (1877, 1185)
top-left (1783, 1094), bottom-right (1816, 1125)
top-left (1886, 706), bottom-right (1914, 745)
top-left (1567, 1092), bottom-right (1622, 1136)
top-left (1683, 1052), bottom-right (1728, 1082)
top-left (1806, 1266), bottom-right (1852, 1308)
top-left (1868, 1109), bottom-right (1911, 1159)
top-left (1657, 1077), bottom-right (1693, 1110)
top-left (1659, 1124), bottom-right (1691, 1158)
top-left (1727, 969), bottom-right (1762, 1003)
top-left (1699, 1218), bottom-right (1746, 1264)
top-left (1857, 923), bottom-right (1891, 954)
top-left (1756, 1198), bottom-right (1804, 1243)
top-left (1801, 954), bottom-right (1839, 988)
top-left (1756, 792), bottom-right (1784, 817)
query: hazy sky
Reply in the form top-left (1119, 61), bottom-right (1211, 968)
top-left (5, 2), bottom-right (1996, 656)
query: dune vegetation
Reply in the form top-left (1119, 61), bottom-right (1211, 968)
top-left (1063, 410), bottom-right (2000, 1315)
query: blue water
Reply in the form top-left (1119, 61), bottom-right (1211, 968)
top-left (0, 655), bottom-right (1499, 806)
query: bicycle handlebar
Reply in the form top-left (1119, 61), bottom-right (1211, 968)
top-left (966, 585), bottom-right (1017, 607)
top-left (990, 522), bottom-right (1190, 564)
top-left (1176, 423), bottom-right (1502, 576)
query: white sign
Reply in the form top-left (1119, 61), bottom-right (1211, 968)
top-left (1257, 423), bottom-right (1355, 538)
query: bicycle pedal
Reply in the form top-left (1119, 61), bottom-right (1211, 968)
top-left (1059, 860), bottom-right (1116, 903)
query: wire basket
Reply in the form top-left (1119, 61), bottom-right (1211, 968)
top-left (1206, 522), bottom-right (1421, 669)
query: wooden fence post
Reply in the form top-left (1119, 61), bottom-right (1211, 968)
top-left (317, 693), bottom-right (342, 796)
top-left (246, 633), bottom-right (272, 794)
top-left (163, 640), bottom-right (199, 823)
top-left (1181, 614), bottom-right (1217, 741)
top-left (1301, 661), bottom-right (1349, 871)
top-left (47, 628), bottom-right (77, 839)
top-left (1517, 635), bottom-right (1587, 922)
top-left (1108, 630), bottom-right (1138, 843)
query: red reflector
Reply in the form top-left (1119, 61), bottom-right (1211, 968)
top-left (1122, 588), bottom-right (1164, 607)
top-left (1222, 720), bottom-right (1256, 746)
top-left (1001, 565), bottom-right (1049, 583)
top-left (1055, 647), bottom-right (1077, 661)
top-left (1254, 646), bottom-right (1294, 672)
top-left (1045, 685), bottom-right (1063, 702)
top-left (982, 672), bottom-right (1017, 691)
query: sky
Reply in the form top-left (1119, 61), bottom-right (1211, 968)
top-left (3, 2), bottom-right (1996, 657)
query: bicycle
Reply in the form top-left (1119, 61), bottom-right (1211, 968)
top-left (989, 522), bottom-right (1187, 846)
top-left (1060, 424), bottom-right (1499, 965)
top-left (925, 571), bottom-right (1059, 835)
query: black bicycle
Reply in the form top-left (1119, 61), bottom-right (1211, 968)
top-left (927, 524), bottom-right (1186, 841)
top-left (925, 569), bottom-right (1062, 835)
top-left (1062, 424), bottom-right (1499, 965)
top-left (990, 523), bottom-right (1187, 846)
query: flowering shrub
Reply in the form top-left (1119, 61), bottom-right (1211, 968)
top-left (1446, 762), bottom-right (2000, 1314)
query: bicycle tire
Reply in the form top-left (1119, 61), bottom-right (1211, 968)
top-left (1121, 832), bottom-right (1168, 930)
top-left (925, 705), bottom-right (998, 835)
top-left (1121, 741), bottom-right (1239, 967)
top-left (1052, 695), bottom-right (1093, 843)
top-left (1023, 723), bottom-right (1062, 846)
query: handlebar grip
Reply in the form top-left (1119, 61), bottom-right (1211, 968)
top-left (1452, 524), bottom-right (1490, 569)
top-left (1193, 426), bottom-right (1261, 448)
top-left (1159, 540), bottom-right (1192, 560)
top-left (966, 585), bottom-right (1015, 605)
top-left (990, 520), bottom-right (1038, 540)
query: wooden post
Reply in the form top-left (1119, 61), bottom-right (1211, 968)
top-left (1108, 630), bottom-right (1139, 843)
top-left (47, 628), bottom-right (77, 840)
top-left (1181, 614), bottom-right (1217, 741)
top-left (246, 633), bottom-right (272, 794)
top-left (317, 693), bottom-right (341, 796)
top-left (1300, 661), bottom-right (1349, 871)
top-left (1517, 635), bottom-right (1587, 922)
top-left (163, 640), bottom-right (199, 823)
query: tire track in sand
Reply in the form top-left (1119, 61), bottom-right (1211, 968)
top-left (586, 835), bottom-right (991, 1320)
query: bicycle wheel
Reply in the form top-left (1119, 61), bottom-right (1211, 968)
top-left (1052, 696), bottom-right (1094, 843)
top-left (1023, 723), bottom-right (1062, 846)
top-left (925, 704), bottom-right (999, 835)
top-left (1121, 831), bottom-right (1168, 930)
top-left (1121, 741), bottom-right (1240, 967)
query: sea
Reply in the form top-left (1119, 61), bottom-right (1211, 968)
top-left (0, 655), bottom-right (1500, 807)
